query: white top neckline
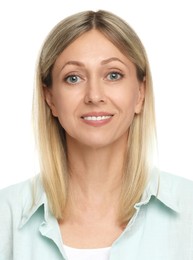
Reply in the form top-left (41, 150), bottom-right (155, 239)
top-left (63, 244), bottom-right (111, 260)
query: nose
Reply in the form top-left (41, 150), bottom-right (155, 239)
top-left (84, 78), bottom-right (106, 104)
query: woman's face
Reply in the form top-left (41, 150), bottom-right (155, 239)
top-left (44, 29), bottom-right (145, 149)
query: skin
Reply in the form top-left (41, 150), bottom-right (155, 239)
top-left (44, 29), bottom-right (145, 248)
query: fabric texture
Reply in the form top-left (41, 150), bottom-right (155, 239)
top-left (0, 168), bottom-right (193, 259)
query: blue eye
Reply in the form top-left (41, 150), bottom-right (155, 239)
top-left (107, 72), bottom-right (123, 81)
top-left (65, 75), bottom-right (81, 84)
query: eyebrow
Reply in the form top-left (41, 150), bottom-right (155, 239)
top-left (101, 57), bottom-right (126, 66)
top-left (60, 57), bottom-right (126, 72)
top-left (60, 61), bottom-right (85, 71)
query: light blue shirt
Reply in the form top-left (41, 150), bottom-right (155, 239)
top-left (0, 168), bottom-right (193, 259)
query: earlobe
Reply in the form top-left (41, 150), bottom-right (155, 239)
top-left (43, 86), bottom-right (58, 117)
top-left (134, 81), bottom-right (145, 114)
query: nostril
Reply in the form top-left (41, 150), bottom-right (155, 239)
top-left (84, 94), bottom-right (106, 104)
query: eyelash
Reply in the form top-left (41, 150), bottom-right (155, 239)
top-left (64, 74), bottom-right (82, 84)
top-left (63, 71), bottom-right (124, 85)
top-left (106, 71), bottom-right (124, 81)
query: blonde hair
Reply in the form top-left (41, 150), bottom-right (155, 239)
top-left (33, 10), bottom-right (156, 225)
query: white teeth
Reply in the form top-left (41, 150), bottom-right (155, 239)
top-left (83, 115), bottom-right (112, 121)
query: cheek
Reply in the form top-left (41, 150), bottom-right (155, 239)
top-left (52, 95), bottom-right (71, 126)
top-left (113, 90), bottom-right (138, 114)
top-left (53, 91), bottom-right (73, 113)
top-left (54, 103), bottom-right (67, 118)
top-left (52, 93), bottom-right (80, 130)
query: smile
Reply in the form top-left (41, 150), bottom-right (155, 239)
top-left (83, 115), bottom-right (112, 121)
top-left (81, 113), bottom-right (114, 127)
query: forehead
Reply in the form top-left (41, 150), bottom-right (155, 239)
top-left (53, 29), bottom-right (132, 69)
top-left (68, 30), bottom-right (120, 53)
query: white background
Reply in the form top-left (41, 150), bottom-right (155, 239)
top-left (0, 0), bottom-right (192, 189)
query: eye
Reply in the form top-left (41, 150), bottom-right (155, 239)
top-left (65, 75), bottom-right (81, 84)
top-left (107, 72), bottom-right (123, 81)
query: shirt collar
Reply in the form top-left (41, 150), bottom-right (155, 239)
top-left (19, 175), bottom-right (48, 229)
top-left (135, 167), bottom-right (180, 212)
top-left (19, 168), bottom-right (180, 229)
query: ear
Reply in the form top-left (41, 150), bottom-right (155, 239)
top-left (43, 86), bottom-right (58, 117)
top-left (134, 79), bottom-right (145, 114)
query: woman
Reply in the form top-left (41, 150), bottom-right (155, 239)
top-left (0, 10), bottom-right (192, 260)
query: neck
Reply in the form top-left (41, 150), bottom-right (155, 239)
top-left (62, 134), bottom-right (128, 226)
top-left (66, 135), bottom-right (127, 197)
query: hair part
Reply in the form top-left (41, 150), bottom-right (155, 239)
top-left (33, 10), bottom-right (157, 225)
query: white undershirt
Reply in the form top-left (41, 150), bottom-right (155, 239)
top-left (63, 244), bottom-right (111, 260)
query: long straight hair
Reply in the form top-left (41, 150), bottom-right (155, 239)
top-left (33, 10), bottom-right (157, 225)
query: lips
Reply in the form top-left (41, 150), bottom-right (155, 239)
top-left (80, 112), bottom-right (114, 126)
top-left (81, 112), bottom-right (114, 119)
top-left (83, 115), bottom-right (112, 121)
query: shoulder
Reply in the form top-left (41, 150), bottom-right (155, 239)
top-left (159, 170), bottom-right (193, 211)
top-left (0, 176), bottom-right (42, 256)
top-left (0, 176), bottom-right (38, 202)
top-left (160, 170), bottom-right (193, 194)
top-left (0, 175), bottom-right (42, 217)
